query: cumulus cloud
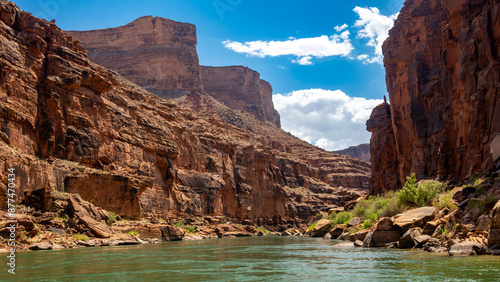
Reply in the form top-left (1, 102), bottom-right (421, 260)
top-left (223, 32), bottom-right (353, 65)
top-left (353, 7), bottom-right (398, 63)
top-left (292, 56), bottom-right (313, 65)
top-left (273, 89), bottom-right (383, 151)
top-left (334, 23), bottom-right (348, 32)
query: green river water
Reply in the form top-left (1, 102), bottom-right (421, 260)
top-left (2, 236), bottom-right (500, 281)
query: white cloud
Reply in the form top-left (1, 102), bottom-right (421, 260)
top-left (273, 89), bottom-right (383, 151)
top-left (292, 56), bottom-right (313, 65)
top-left (353, 6), bottom-right (398, 63)
top-left (223, 32), bottom-right (353, 65)
top-left (334, 23), bottom-right (348, 32)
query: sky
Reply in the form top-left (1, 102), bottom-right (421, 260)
top-left (14, 0), bottom-right (404, 151)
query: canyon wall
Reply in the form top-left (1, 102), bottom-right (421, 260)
top-left (333, 143), bottom-right (371, 163)
top-left (0, 1), bottom-right (370, 223)
top-left (68, 21), bottom-right (281, 128)
top-left (201, 66), bottom-right (281, 128)
top-left (368, 0), bottom-right (500, 193)
top-left (67, 16), bottom-right (202, 99)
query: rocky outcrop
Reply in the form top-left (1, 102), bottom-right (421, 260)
top-left (366, 103), bottom-right (399, 194)
top-left (333, 144), bottom-right (371, 163)
top-left (368, 0), bottom-right (500, 193)
top-left (67, 16), bottom-right (202, 99)
top-left (201, 66), bottom-right (281, 128)
top-left (0, 1), bottom-right (370, 226)
top-left (489, 199), bottom-right (500, 254)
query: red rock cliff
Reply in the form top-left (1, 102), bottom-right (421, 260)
top-left (0, 1), bottom-right (370, 223)
top-left (67, 16), bottom-right (202, 99)
top-left (201, 66), bottom-right (281, 128)
top-left (68, 20), bottom-right (281, 128)
top-left (368, 0), bottom-right (500, 193)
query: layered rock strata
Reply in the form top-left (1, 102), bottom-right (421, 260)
top-left (369, 0), bottom-right (500, 193)
top-left (201, 66), bottom-right (281, 128)
top-left (333, 143), bottom-right (371, 163)
top-left (0, 1), bottom-right (370, 225)
top-left (68, 20), bottom-right (281, 128)
top-left (67, 16), bottom-right (202, 99)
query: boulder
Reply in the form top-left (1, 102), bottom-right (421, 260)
top-left (79, 216), bottom-right (111, 238)
top-left (349, 229), bottom-right (371, 242)
top-left (393, 207), bottom-right (437, 231)
top-left (488, 200), bottom-right (500, 254)
top-left (354, 240), bottom-right (364, 247)
top-left (347, 217), bottom-right (362, 227)
top-left (328, 224), bottom-right (347, 238)
top-left (448, 241), bottom-right (487, 256)
top-left (310, 219), bottom-right (332, 237)
top-left (362, 217), bottom-right (401, 247)
top-left (413, 235), bottom-right (432, 248)
top-left (476, 215), bottom-right (491, 232)
top-left (29, 242), bottom-right (53, 250)
top-left (398, 227), bottom-right (422, 249)
top-left (363, 230), bottom-right (401, 247)
top-left (160, 225), bottom-right (185, 241)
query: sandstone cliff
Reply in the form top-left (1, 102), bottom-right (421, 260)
top-left (67, 16), bottom-right (202, 99)
top-left (333, 143), bottom-right (371, 163)
top-left (201, 66), bottom-right (281, 128)
top-left (0, 1), bottom-right (370, 224)
top-left (368, 0), bottom-right (500, 193)
top-left (68, 20), bottom-right (281, 128)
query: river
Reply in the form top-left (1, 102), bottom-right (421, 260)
top-left (2, 236), bottom-right (500, 281)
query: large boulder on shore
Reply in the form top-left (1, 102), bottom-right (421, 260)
top-left (327, 224), bottom-right (347, 239)
top-left (362, 217), bottom-right (401, 247)
top-left (311, 219), bottom-right (332, 237)
top-left (397, 227), bottom-right (422, 249)
top-left (488, 200), bottom-right (500, 254)
top-left (448, 241), bottom-right (487, 256)
top-left (394, 207), bottom-right (437, 231)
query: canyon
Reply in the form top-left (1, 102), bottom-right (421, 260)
top-left (368, 0), bottom-right (500, 194)
top-left (0, 0), bottom-right (370, 230)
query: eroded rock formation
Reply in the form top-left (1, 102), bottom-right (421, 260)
top-left (0, 1), bottom-right (370, 225)
top-left (368, 0), bottom-right (500, 193)
top-left (67, 16), bottom-right (202, 99)
top-left (201, 66), bottom-right (281, 128)
top-left (68, 20), bottom-right (281, 128)
top-left (333, 143), bottom-right (371, 163)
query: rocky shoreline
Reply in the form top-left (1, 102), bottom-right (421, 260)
top-left (3, 174), bottom-right (499, 257)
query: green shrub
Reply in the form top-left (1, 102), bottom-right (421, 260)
top-left (362, 219), bottom-right (375, 229)
top-left (257, 226), bottom-right (270, 234)
top-left (75, 233), bottom-right (88, 241)
top-left (308, 222), bottom-right (317, 231)
top-left (128, 230), bottom-right (138, 236)
top-left (186, 226), bottom-right (196, 234)
top-left (329, 211), bottom-right (354, 225)
top-left (353, 191), bottom-right (400, 221)
top-left (107, 212), bottom-right (117, 226)
top-left (396, 174), bottom-right (445, 208)
top-left (434, 191), bottom-right (457, 210)
top-left (174, 220), bottom-right (186, 229)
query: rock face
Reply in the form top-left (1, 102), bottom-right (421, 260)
top-left (366, 103), bottom-right (399, 194)
top-left (333, 143), bottom-right (371, 163)
top-left (368, 0), bottom-right (500, 193)
top-left (68, 20), bottom-right (281, 128)
top-left (201, 66), bottom-right (281, 128)
top-left (0, 1), bottom-right (370, 224)
top-left (67, 16), bottom-right (202, 99)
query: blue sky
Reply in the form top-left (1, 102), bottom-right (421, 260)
top-left (14, 0), bottom-right (404, 150)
